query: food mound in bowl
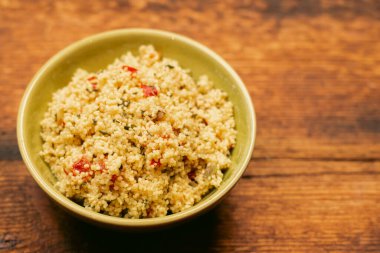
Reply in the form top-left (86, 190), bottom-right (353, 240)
top-left (40, 45), bottom-right (236, 218)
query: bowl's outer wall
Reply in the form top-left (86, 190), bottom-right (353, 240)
top-left (18, 29), bottom-right (256, 228)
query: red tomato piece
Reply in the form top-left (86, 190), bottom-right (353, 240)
top-left (122, 65), bottom-right (138, 73)
top-left (72, 157), bottom-right (91, 173)
top-left (150, 159), bottom-right (161, 167)
top-left (141, 85), bottom-right (158, 97)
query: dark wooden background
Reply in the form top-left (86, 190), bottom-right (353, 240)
top-left (1, 0), bottom-right (380, 252)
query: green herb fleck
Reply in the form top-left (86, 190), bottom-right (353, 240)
top-left (99, 130), bottom-right (109, 136)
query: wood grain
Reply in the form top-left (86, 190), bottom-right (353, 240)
top-left (1, 0), bottom-right (380, 252)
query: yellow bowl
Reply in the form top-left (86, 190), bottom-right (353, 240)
top-left (17, 29), bottom-right (256, 230)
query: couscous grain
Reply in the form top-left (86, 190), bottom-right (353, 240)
top-left (40, 45), bottom-right (236, 218)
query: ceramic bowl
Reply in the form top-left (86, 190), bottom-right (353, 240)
top-left (17, 29), bottom-right (256, 230)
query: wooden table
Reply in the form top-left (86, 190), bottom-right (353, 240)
top-left (1, 1), bottom-right (379, 252)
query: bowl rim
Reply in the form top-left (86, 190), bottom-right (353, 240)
top-left (17, 28), bottom-right (256, 228)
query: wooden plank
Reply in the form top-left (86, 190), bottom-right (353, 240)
top-left (1, 0), bottom-right (380, 252)
top-left (1, 1), bottom-right (379, 161)
top-left (0, 160), bottom-right (379, 252)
